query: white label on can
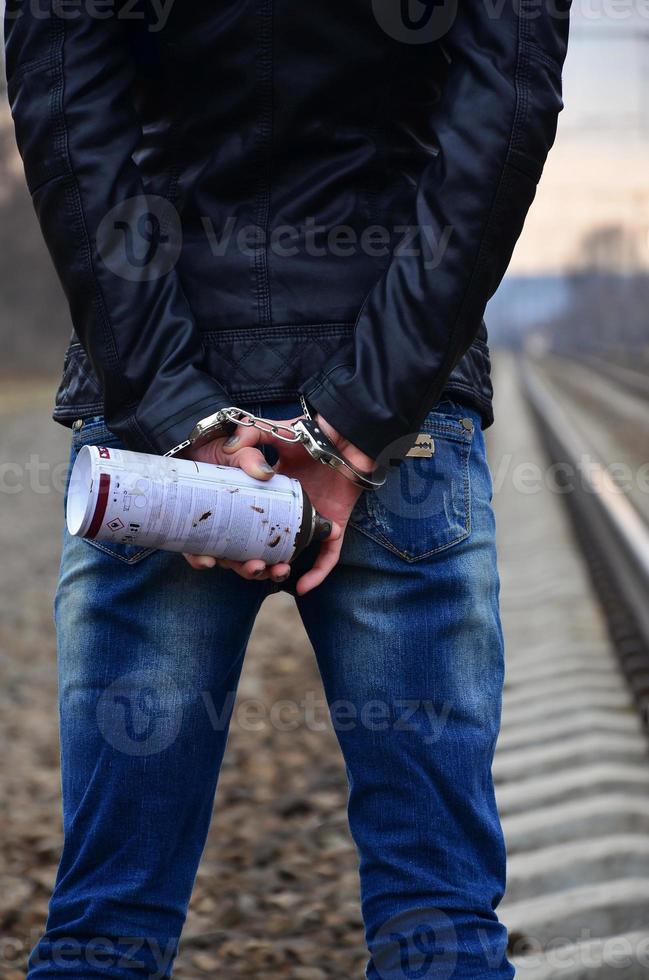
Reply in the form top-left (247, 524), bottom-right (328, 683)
top-left (67, 446), bottom-right (305, 564)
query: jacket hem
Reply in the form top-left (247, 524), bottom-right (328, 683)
top-left (52, 326), bottom-right (493, 438)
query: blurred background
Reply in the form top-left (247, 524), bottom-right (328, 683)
top-left (1, 3), bottom-right (649, 978)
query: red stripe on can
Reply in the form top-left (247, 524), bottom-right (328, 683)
top-left (86, 472), bottom-right (111, 539)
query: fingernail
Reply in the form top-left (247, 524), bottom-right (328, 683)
top-left (252, 567), bottom-right (266, 577)
top-left (314, 517), bottom-right (332, 541)
top-left (276, 572), bottom-right (290, 582)
top-left (258, 462), bottom-right (274, 474)
top-left (224, 435), bottom-right (239, 448)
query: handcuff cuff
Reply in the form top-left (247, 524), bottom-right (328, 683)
top-left (164, 395), bottom-right (386, 491)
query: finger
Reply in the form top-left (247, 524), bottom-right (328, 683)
top-left (268, 562), bottom-right (291, 583)
top-left (184, 552), bottom-right (273, 580)
top-left (221, 423), bottom-right (262, 455)
top-left (295, 536), bottom-right (343, 595)
top-left (222, 558), bottom-right (269, 580)
top-left (183, 553), bottom-right (217, 570)
top-left (228, 445), bottom-right (275, 481)
top-left (320, 519), bottom-right (343, 543)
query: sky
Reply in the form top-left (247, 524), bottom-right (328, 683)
top-left (512, 0), bottom-right (649, 273)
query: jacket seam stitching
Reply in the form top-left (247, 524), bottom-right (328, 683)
top-left (199, 323), bottom-right (355, 343)
top-left (67, 324), bottom-right (357, 345)
top-left (253, 0), bottom-right (274, 327)
top-left (51, 14), bottom-right (66, 182)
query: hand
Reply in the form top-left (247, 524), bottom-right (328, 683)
top-left (230, 412), bottom-right (374, 594)
top-left (183, 413), bottom-right (375, 594)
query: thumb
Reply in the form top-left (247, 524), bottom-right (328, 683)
top-left (220, 423), bottom-right (262, 455)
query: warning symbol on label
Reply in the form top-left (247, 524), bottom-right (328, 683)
top-left (106, 517), bottom-right (125, 532)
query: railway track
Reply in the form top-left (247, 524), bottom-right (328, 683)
top-left (523, 358), bottom-right (649, 729)
top-left (581, 354), bottom-right (649, 404)
top-left (490, 355), bottom-right (649, 978)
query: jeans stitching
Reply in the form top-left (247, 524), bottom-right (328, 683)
top-left (82, 540), bottom-right (156, 565)
top-left (351, 426), bottom-right (473, 561)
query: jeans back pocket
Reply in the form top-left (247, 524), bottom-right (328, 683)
top-left (349, 406), bottom-right (475, 561)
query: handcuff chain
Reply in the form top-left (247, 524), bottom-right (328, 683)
top-left (223, 408), bottom-right (306, 444)
top-left (230, 400), bottom-right (385, 491)
top-left (166, 401), bottom-right (385, 490)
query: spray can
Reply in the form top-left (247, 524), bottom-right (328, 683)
top-left (66, 445), bottom-right (331, 564)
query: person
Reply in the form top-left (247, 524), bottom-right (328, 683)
top-left (5, 0), bottom-right (570, 976)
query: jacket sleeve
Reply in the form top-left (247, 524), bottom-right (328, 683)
top-left (300, 0), bottom-right (571, 460)
top-left (4, 2), bottom-right (232, 454)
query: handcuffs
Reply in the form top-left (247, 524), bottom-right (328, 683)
top-left (164, 395), bottom-right (386, 491)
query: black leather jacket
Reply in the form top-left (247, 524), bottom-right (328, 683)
top-left (5, 0), bottom-right (570, 459)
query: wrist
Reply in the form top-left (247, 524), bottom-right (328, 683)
top-left (314, 413), bottom-right (376, 473)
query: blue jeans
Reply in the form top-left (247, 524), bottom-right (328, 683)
top-left (28, 399), bottom-right (513, 979)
